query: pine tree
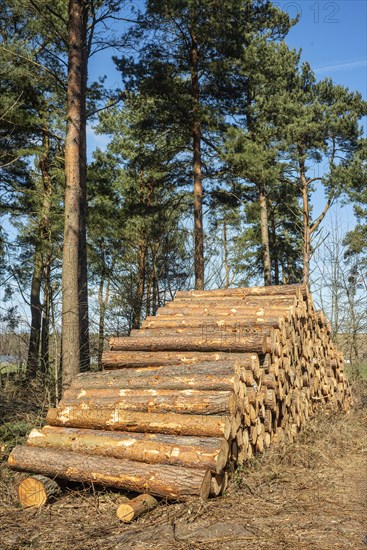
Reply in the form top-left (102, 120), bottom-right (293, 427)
top-left (92, 90), bottom-right (191, 336)
top-left (222, 39), bottom-right (300, 285)
top-left (342, 138), bottom-right (367, 267)
top-left (280, 64), bottom-right (367, 285)
top-left (116, 0), bottom-right (294, 289)
top-left (0, 0), bottom-right (67, 379)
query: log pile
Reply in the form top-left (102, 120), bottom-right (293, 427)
top-left (8, 284), bottom-right (352, 500)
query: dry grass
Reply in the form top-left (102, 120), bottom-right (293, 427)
top-left (1, 381), bottom-right (366, 550)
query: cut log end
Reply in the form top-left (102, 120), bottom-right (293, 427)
top-left (116, 494), bottom-right (158, 522)
top-left (210, 472), bottom-right (228, 497)
top-left (200, 468), bottom-right (212, 500)
top-left (17, 475), bottom-right (61, 508)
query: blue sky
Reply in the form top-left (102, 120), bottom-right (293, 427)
top-left (285, 0), bottom-right (366, 97)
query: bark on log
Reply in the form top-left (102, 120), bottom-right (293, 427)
top-left (167, 298), bottom-right (296, 309)
top-left (108, 335), bottom-right (268, 354)
top-left (27, 426), bottom-right (229, 473)
top-left (71, 365), bottom-right (241, 393)
top-left (102, 351), bottom-right (259, 369)
top-left (174, 284), bottom-right (306, 298)
top-left (8, 446), bottom-right (212, 500)
top-left (59, 390), bottom-right (239, 416)
top-left (17, 474), bottom-right (61, 508)
top-left (116, 494), bottom-right (158, 522)
top-left (156, 305), bottom-right (295, 318)
top-left (73, 375), bottom-right (241, 393)
top-left (142, 316), bottom-right (287, 330)
top-left (130, 327), bottom-right (272, 340)
top-left (67, 375), bottom-right (241, 395)
top-left (46, 408), bottom-right (232, 438)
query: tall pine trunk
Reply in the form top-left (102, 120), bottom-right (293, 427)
top-left (271, 214), bottom-right (279, 285)
top-left (39, 133), bottom-right (52, 375)
top-left (190, 38), bottom-right (204, 290)
top-left (300, 162), bottom-right (311, 286)
top-left (97, 239), bottom-right (110, 370)
top-left (62, 0), bottom-right (88, 391)
top-left (26, 131), bottom-right (53, 379)
top-left (223, 220), bottom-right (230, 288)
top-left (259, 187), bottom-right (271, 286)
top-left (40, 258), bottom-right (51, 375)
top-left (131, 242), bottom-right (147, 330)
top-left (26, 250), bottom-right (42, 378)
top-left (78, 0), bottom-right (90, 372)
top-left (152, 254), bottom-right (159, 314)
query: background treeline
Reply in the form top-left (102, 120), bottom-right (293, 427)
top-left (0, 1), bottom-right (366, 393)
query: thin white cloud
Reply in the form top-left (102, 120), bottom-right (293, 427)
top-left (314, 59), bottom-right (367, 74)
top-left (86, 124), bottom-right (110, 151)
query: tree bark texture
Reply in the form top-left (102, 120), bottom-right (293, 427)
top-left (175, 284), bottom-right (307, 298)
top-left (301, 168), bottom-right (310, 287)
top-left (223, 220), bottom-right (230, 288)
top-left (27, 131), bottom-right (53, 379)
top-left (68, 372), bottom-right (241, 394)
top-left (8, 446), bottom-right (212, 500)
top-left (97, 240), bottom-right (111, 370)
top-left (27, 426), bottom-right (229, 473)
top-left (259, 187), bottom-right (272, 286)
top-left (74, 361), bottom-right (241, 386)
top-left (78, 0), bottom-right (90, 372)
top-left (142, 315), bottom-right (285, 330)
top-left (46, 407), bottom-right (232, 438)
top-left (26, 249), bottom-right (43, 379)
top-left (59, 389), bottom-right (238, 416)
top-left (102, 350), bottom-right (260, 369)
top-left (62, 0), bottom-right (89, 391)
top-left (108, 335), bottom-right (268, 354)
top-left (190, 37), bottom-right (204, 290)
top-left (132, 241), bottom-right (147, 329)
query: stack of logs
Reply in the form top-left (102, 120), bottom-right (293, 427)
top-left (8, 285), bottom-right (352, 501)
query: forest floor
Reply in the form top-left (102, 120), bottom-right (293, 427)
top-left (0, 378), bottom-right (366, 550)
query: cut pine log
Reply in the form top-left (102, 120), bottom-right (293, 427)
top-left (70, 366), bottom-right (242, 393)
top-left (156, 305), bottom-right (296, 318)
top-left (130, 327), bottom-right (273, 339)
top-left (102, 351), bottom-right (259, 369)
top-left (27, 426), bottom-right (229, 473)
top-left (17, 474), bottom-right (61, 508)
top-left (71, 374), bottom-right (241, 393)
top-left (9, 446), bottom-right (212, 500)
top-left (210, 472), bottom-right (228, 497)
top-left (46, 408), bottom-right (233, 438)
top-left (108, 335), bottom-right (269, 354)
top-left (142, 316), bottom-right (287, 330)
top-left (60, 390), bottom-right (239, 416)
top-left (174, 284), bottom-right (307, 299)
top-left (167, 298), bottom-right (296, 310)
top-left (116, 494), bottom-right (158, 522)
